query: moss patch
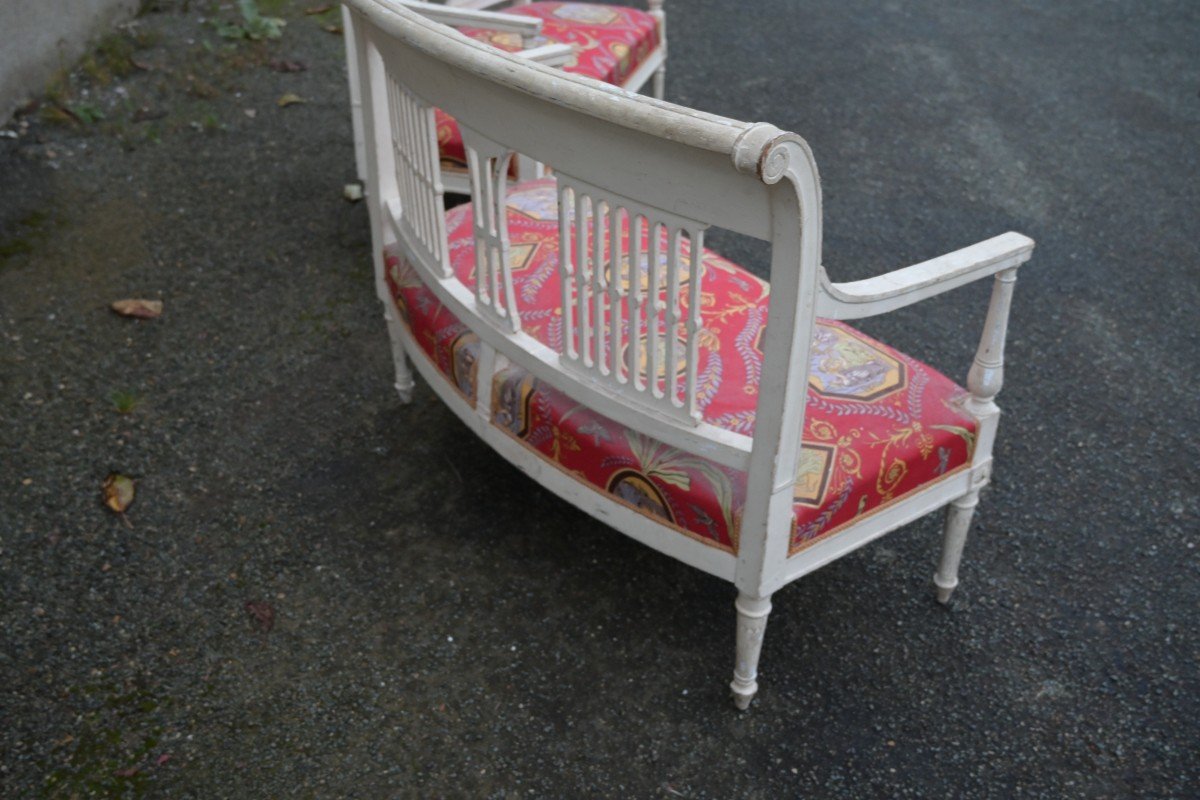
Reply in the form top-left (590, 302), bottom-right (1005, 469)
top-left (0, 209), bottom-right (61, 267)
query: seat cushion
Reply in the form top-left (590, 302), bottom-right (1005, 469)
top-left (384, 179), bottom-right (978, 555)
top-left (436, 2), bottom-right (661, 169)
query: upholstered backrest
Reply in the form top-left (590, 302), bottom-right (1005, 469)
top-left (345, 0), bottom-right (822, 483)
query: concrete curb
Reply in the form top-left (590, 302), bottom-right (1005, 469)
top-left (0, 0), bottom-right (140, 122)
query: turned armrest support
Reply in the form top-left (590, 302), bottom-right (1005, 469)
top-left (964, 265), bottom-right (1019, 421)
top-left (400, 0), bottom-right (542, 38)
top-left (815, 232), bottom-right (1034, 320)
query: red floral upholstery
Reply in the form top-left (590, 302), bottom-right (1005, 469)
top-left (435, 2), bottom-right (661, 169)
top-left (384, 180), bottom-right (979, 555)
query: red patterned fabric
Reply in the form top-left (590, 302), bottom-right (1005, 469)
top-left (384, 179), bottom-right (978, 555)
top-left (435, 2), bottom-right (660, 168)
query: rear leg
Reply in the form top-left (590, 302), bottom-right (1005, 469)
top-left (730, 593), bottom-right (772, 710)
top-left (384, 311), bottom-right (416, 404)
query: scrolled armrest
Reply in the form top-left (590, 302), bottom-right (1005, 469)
top-left (815, 231), bottom-right (1034, 320)
top-left (516, 42), bottom-right (575, 66)
top-left (443, 0), bottom-right (512, 9)
top-left (401, 0), bottom-right (542, 38)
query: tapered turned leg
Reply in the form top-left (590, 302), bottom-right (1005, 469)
top-left (652, 64), bottom-right (666, 100)
top-left (384, 314), bottom-right (416, 404)
top-left (730, 593), bottom-right (772, 710)
top-left (934, 490), bottom-right (981, 604)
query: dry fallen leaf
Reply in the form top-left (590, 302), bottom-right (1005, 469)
top-left (277, 93), bottom-right (305, 108)
top-left (269, 59), bottom-right (307, 73)
top-left (245, 600), bottom-right (276, 632)
top-left (304, 4), bottom-right (334, 14)
top-left (131, 106), bottom-right (165, 123)
top-left (102, 473), bottom-right (135, 513)
top-left (111, 299), bottom-right (163, 319)
top-left (324, 24), bottom-right (343, 34)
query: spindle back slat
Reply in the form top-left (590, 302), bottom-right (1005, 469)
top-left (383, 74), bottom-right (449, 282)
top-left (555, 174), bottom-right (706, 424)
top-left (461, 126), bottom-right (520, 332)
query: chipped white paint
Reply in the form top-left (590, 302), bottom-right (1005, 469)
top-left (401, 0), bottom-right (542, 42)
top-left (343, 0), bottom-right (1035, 709)
top-left (731, 594), bottom-right (771, 710)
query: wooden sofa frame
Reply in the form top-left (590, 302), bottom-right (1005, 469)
top-left (442, 0), bottom-right (667, 100)
top-left (342, 0), bottom-right (1034, 708)
top-left (343, 0), bottom-right (668, 194)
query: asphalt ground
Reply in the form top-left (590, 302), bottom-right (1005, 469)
top-left (1, 0), bottom-right (1197, 797)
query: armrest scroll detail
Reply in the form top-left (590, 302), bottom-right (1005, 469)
top-left (401, 0), bottom-right (543, 38)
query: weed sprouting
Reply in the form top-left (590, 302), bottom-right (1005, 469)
top-left (214, 0), bottom-right (286, 41)
top-left (108, 390), bottom-right (141, 414)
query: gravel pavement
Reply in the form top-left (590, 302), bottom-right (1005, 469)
top-left (1, 1), bottom-right (1197, 797)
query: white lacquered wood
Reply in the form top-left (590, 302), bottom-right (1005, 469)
top-left (444, 0), bottom-right (509, 8)
top-left (346, 0), bottom-right (675, 197)
top-left (383, 76), bottom-right (450, 278)
top-left (353, 5), bottom-right (421, 423)
top-left (517, 42), bottom-right (574, 67)
top-left (730, 128), bottom-right (824, 602)
top-left (779, 464), bottom-right (979, 589)
top-left (934, 490), bottom-right (980, 604)
top-left (648, 0), bottom-right (666, 99)
top-left (473, 342), bottom-right (500, 422)
top-left (966, 267), bottom-right (1019, 416)
top-left (621, 45), bottom-right (665, 98)
top-left (925, 264), bottom-right (1020, 603)
top-left (816, 232), bottom-right (1034, 320)
top-left (381, 246), bottom-right (757, 469)
top-left (384, 309), bottom-right (417, 404)
top-left (345, 0), bottom-right (1033, 709)
top-left (399, 0), bottom-right (543, 37)
top-left (360, 31), bottom-right (770, 236)
top-left (555, 174), bottom-right (707, 425)
top-left (343, 4), bottom-right (368, 182)
top-left (390, 311), bottom-right (738, 581)
top-left (460, 126), bottom-right (521, 332)
top-left (731, 593), bottom-right (771, 710)
top-left (447, 0), bottom-right (528, 6)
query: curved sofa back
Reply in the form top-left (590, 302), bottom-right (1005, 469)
top-left (345, 0), bottom-right (823, 493)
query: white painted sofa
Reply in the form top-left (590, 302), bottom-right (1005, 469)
top-left (344, 0), bottom-right (667, 193)
top-left (342, 0), bottom-right (1035, 708)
